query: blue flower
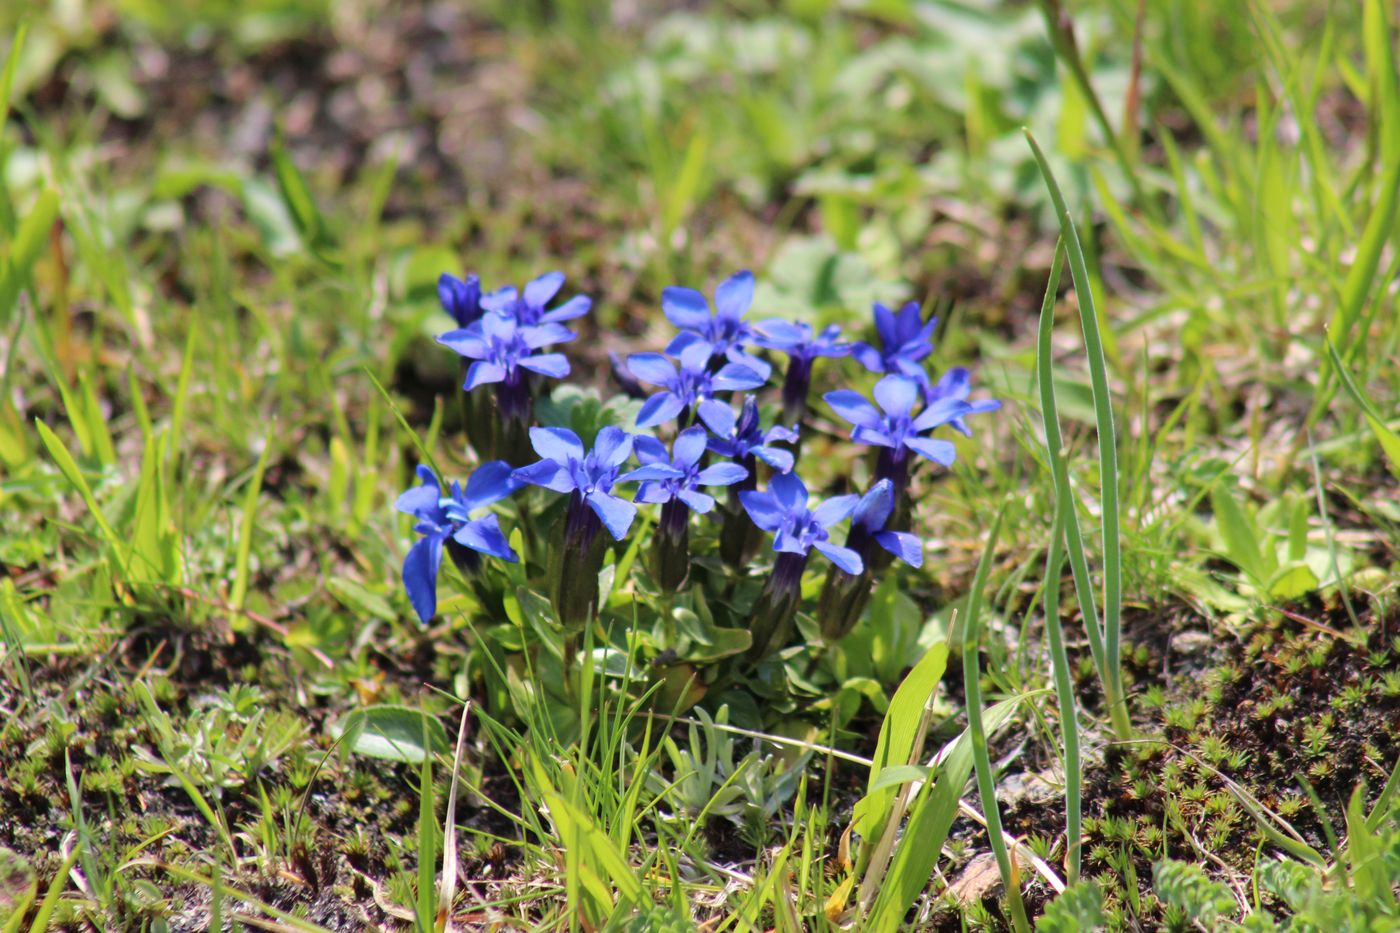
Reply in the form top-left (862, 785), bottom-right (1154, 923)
top-left (626, 342), bottom-right (767, 429)
top-left (480, 271), bottom-right (591, 328)
top-left (696, 396), bottom-right (797, 472)
top-left (740, 472), bottom-right (864, 574)
top-left (631, 426), bottom-right (749, 514)
top-left (824, 374), bottom-right (970, 468)
top-left (850, 301), bottom-right (937, 378)
top-left (437, 309), bottom-right (573, 391)
top-left (512, 426), bottom-right (675, 540)
top-left (848, 478), bottom-right (923, 568)
top-left (662, 270), bottom-right (772, 378)
top-left (396, 462), bottom-right (521, 623)
top-left (754, 319), bottom-right (851, 421)
top-left (438, 273), bottom-right (483, 329)
top-left (921, 367), bottom-right (1002, 437)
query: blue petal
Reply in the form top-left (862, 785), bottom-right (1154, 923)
top-left (479, 309), bottom-right (517, 340)
top-left (454, 514), bottom-right (518, 562)
top-left (464, 361), bottom-right (508, 389)
top-left (512, 460), bottom-right (576, 493)
top-left (851, 425), bottom-right (896, 448)
top-left (754, 318), bottom-right (805, 348)
top-left (872, 303), bottom-right (898, 349)
top-left (437, 329), bottom-right (487, 358)
top-left (774, 526), bottom-right (810, 555)
top-left (768, 472), bottom-right (808, 512)
top-left (518, 353), bottom-right (571, 378)
top-left (678, 489), bottom-right (715, 513)
top-left (928, 366), bottom-right (971, 403)
top-left (912, 396), bottom-right (973, 432)
top-left (636, 392), bottom-right (687, 429)
top-left (753, 446), bottom-right (795, 473)
top-left (626, 353), bottom-right (678, 387)
top-left (851, 479), bottom-right (895, 532)
top-left (714, 270), bottom-right (755, 321)
top-left (587, 490), bottom-right (637, 540)
top-left (666, 331), bottom-right (708, 358)
top-left (814, 541), bottom-right (864, 575)
top-left (906, 436), bottom-right (957, 465)
top-left (824, 390), bottom-right (883, 430)
top-left (617, 463), bottom-right (683, 483)
top-left (875, 530), bottom-right (923, 568)
top-left (631, 435), bottom-right (669, 466)
top-left (812, 494), bottom-right (859, 528)
top-left (529, 426), bottom-right (585, 464)
top-left (522, 322), bottom-right (574, 349)
top-left (662, 286), bottom-right (711, 330)
top-left (696, 462), bottom-right (747, 486)
top-left (677, 340), bottom-right (716, 375)
top-left (697, 399), bottom-right (737, 438)
top-left (460, 460), bottom-right (523, 513)
top-left (673, 426), bottom-right (709, 467)
top-left (395, 483), bottom-right (442, 519)
top-left (850, 343), bottom-right (886, 374)
top-left (873, 375), bottom-right (921, 418)
top-left (403, 534), bottom-right (444, 623)
top-left (523, 271), bottom-right (565, 309)
top-left (739, 490), bottom-right (785, 532)
top-left (713, 361), bottom-right (767, 392)
top-left (479, 286), bottom-right (518, 314)
top-left (542, 295), bottom-right (591, 322)
top-left (592, 426), bottom-right (634, 468)
top-left (635, 482), bottom-right (671, 505)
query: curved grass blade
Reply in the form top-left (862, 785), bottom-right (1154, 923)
top-left (1025, 130), bottom-right (1131, 741)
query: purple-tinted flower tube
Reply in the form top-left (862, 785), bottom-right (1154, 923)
top-left (632, 427), bottom-right (748, 592)
top-left (512, 426), bottom-right (677, 628)
top-left (816, 478), bottom-right (924, 639)
top-left (739, 472), bottom-right (861, 659)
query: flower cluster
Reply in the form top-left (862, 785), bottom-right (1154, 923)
top-left (395, 265), bottom-right (998, 662)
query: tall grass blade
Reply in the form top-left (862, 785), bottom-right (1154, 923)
top-left (231, 435), bottom-right (274, 610)
top-left (1043, 478), bottom-right (1081, 883)
top-left (1026, 130), bottom-right (1131, 741)
top-left (1326, 337), bottom-right (1400, 478)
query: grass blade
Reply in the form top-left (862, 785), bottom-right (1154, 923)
top-left (230, 433), bottom-right (274, 610)
top-left (1326, 337), bottom-right (1400, 478)
top-left (1026, 129), bottom-right (1131, 740)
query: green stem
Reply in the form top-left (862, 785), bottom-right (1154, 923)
top-left (1043, 481), bottom-right (1081, 883)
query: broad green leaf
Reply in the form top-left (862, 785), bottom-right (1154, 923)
top-left (852, 639), bottom-right (948, 840)
top-left (1267, 561), bottom-right (1320, 600)
top-left (331, 705), bottom-right (450, 763)
top-left (1210, 485), bottom-right (1270, 583)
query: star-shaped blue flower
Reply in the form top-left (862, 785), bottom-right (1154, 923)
top-left (696, 396), bottom-right (798, 472)
top-left (632, 426), bottom-right (749, 513)
top-left (848, 478), bottom-right (923, 567)
top-left (512, 426), bottom-right (676, 540)
top-left (626, 342), bottom-right (767, 429)
top-left (823, 374), bottom-right (970, 467)
top-left (662, 270), bottom-right (772, 378)
top-left (921, 367), bottom-right (1002, 437)
top-left (437, 309), bottom-right (573, 391)
top-left (479, 271), bottom-right (592, 328)
top-left (754, 319), bottom-right (851, 420)
top-left (438, 273), bottom-right (483, 329)
top-left (740, 472), bottom-right (864, 574)
top-left (850, 301), bottom-right (937, 378)
top-left (396, 462), bottom-right (521, 623)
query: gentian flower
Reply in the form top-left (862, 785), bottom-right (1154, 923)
top-left (438, 309), bottom-right (574, 463)
top-left (632, 426), bottom-right (748, 592)
top-left (438, 273), bottom-right (483, 329)
top-left (697, 397), bottom-right (797, 473)
top-left (627, 342), bottom-right (766, 429)
top-left (817, 479), bottom-right (922, 639)
top-left (850, 301), bottom-right (937, 379)
top-left (921, 367), bottom-right (1003, 436)
top-left (754, 319), bottom-right (851, 423)
top-left (513, 426), bottom-right (677, 625)
top-left (396, 462), bottom-right (521, 623)
top-left (698, 395), bottom-right (799, 568)
top-left (824, 374), bottom-right (971, 494)
top-left (479, 271), bottom-right (591, 328)
top-left (737, 472), bottom-right (862, 659)
top-left (662, 270), bottom-right (772, 378)
top-left (633, 427), bottom-right (749, 514)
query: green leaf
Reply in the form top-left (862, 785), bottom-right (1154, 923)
top-left (34, 420), bottom-right (126, 565)
top-left (331, 705), bottom-right (450, 764)
top-left (269, 135), bottom-right (329, 249)
top-left (327, 577), bottom-right (395, 624)
top-left (1267, 561), bottom-right (1321, 600)
top-left (1210, 484), bottom-right (1269, 583)
top-left (852, 640), bottom-right (948, 840)
top-left (230, 438), bottom-right (273, 610)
